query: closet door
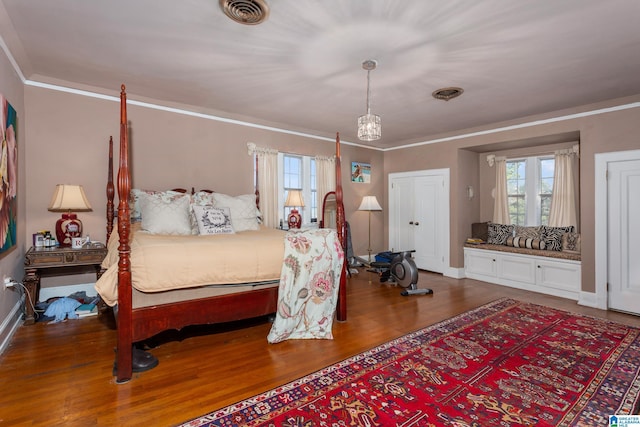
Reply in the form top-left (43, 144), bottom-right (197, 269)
top-left (389, 177), bottom-right (415, 252)
top-left (413, 175), bottom-right (443, 272)
top-left (389, 170), bottom-right (448, 274)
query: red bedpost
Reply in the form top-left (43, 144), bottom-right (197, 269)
top-left (335, 133), bottom-right (347, 321)
top-left (116, 85), bottom-right (133, 383)
top-left (106, 136), bottom-right (114, 244)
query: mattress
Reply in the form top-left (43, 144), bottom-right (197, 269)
top-left (95, 226), bottom-right (285, 306)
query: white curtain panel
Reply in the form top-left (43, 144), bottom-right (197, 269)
top-left (247, 143), bottom-right (279, 228)
top-left (548, 145), bottom-right (579, 228)
top-left (491, 155), bottom-right (510, 224)
top-left (315, 155), bottom-right (336, 211)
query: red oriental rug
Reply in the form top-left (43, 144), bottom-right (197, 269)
top-left (179, 298), bottom-right (640, 427)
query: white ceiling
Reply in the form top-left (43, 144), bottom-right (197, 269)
top-left (1, 0), bottom-right (640, 149)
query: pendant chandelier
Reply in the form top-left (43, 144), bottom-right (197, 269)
top-left (357, 59), bottom-right (381, 141)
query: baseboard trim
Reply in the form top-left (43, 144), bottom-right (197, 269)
top-left (0, 295), bottom-right (25, 355)
top-left (578, 291), bottom-right (602, 309)
top-left (444, 267), bottom-right (465, 279)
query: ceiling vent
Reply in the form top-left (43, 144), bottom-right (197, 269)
top-left (432, 87), bottom-right (464, 101)
top-left (220, 0), bottom-right (270, 25)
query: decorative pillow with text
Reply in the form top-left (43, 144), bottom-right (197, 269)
top-left (192, 205), bottom-right (235, 235)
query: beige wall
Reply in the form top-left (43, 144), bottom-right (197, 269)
top-left (0, 45), bottom-right (26, 339)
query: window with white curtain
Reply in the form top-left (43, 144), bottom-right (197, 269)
top-left (506, 156), bottom-right (554, 226)
top-left (279, 153), bottom-right (316, 227)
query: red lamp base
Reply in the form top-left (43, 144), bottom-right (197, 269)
top-left (55, 213), bottom-right (83, 247)
top-left (287, 209), bottom-right (301, 229)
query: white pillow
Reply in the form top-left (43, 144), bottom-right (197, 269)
top-left (193, 205), bottom-right (235, 235)
top-left (130, 189), bottom-right (184, 223)
top-left (212, 193), bottom-right (260, 232)
top-left (139, 192), bottom-right (192, 235)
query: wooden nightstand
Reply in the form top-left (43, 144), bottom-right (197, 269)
top-left (23, 244), bottom-right (108, 325)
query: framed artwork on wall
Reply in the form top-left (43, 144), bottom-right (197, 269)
top-left (0, 93), bottom-right (17, 255)
top-left (351, 161), bottom-right (371, 183)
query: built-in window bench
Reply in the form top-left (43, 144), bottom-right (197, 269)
top-left (463, 243), bottom-right (581, 300)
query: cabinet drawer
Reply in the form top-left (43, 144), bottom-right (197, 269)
top-left (25, 247), bottom-right (107, 268)
top-left (499, 255), bottom-right (535, 284)
top-left (465, 250), bottom-right (497, 277)
top-left (536, 259), bottom-right (581, 292)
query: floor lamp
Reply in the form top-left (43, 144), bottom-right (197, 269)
top-left (358, 195), bottom-right (382, 263)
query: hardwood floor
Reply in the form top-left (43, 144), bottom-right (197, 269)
top-left (2, 269), bottom-right (639, 426)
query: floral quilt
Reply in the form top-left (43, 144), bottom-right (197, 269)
top-left (267, 228), bottom-right (344, 343)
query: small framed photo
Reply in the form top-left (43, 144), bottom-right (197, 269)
top-left (351, 162), bottom-right (371, 183)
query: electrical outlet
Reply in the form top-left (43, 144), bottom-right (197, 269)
top-left (4, 277), bottom-right (16, 289)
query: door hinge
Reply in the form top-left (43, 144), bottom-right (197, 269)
top-left (606, 282), bottom-right (609, 291)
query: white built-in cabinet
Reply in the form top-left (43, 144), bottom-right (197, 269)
top-left (464, 247), bottom-right (581, 300)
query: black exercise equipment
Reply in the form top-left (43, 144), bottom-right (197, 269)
top-left (369, 250), bottom-right (433, 296)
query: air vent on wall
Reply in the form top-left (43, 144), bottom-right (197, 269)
top-left (220, 0), bottom-right (270, 25)
top-left (432, 87), bottom-right (464, 101)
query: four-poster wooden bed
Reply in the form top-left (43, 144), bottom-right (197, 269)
top-left (99, 85), bottom-right (347, 383)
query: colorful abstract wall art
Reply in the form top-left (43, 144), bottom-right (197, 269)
top-left (0, 94), bottom-right (17, 254)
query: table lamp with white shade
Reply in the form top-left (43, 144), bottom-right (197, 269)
top-left (48, 184), bottom-right (92, 247)
top-left (358, 195), bottom-right (382, 262)
top-left (284, 189), bottom-right (304, 229)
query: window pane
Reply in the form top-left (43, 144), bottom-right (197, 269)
top-left (538, 158), bottom-right (554, 224)
top-left (540, 158), bottom-right (554, 179)
top-left (506, 160), bottom-right (526, 195)
top-left (540, 177), bottom-right (554, 194)
top-left (508, 195), bottom-right (525, 225)
top-left (310, 159), bottom-right (317, 221)
top-left (539, 158), bottom-right (554, 194)
top-left (283, 156), bottom-right (303, 223)
top-left (507, 160), bottom-right (526, 225)
top-left (284, 156), bottom-right (302, 189)
top-left (540, 195), bottom-right (551, 225)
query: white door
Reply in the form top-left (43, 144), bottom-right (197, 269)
top-left (413, 176), bottom-right (443, 272)
top-left (389, 170), bottom-right (449, 273)
top-left (390, 177), bottom-right (416, 254)
top-left (607, 159), bottom-right (640, 314)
